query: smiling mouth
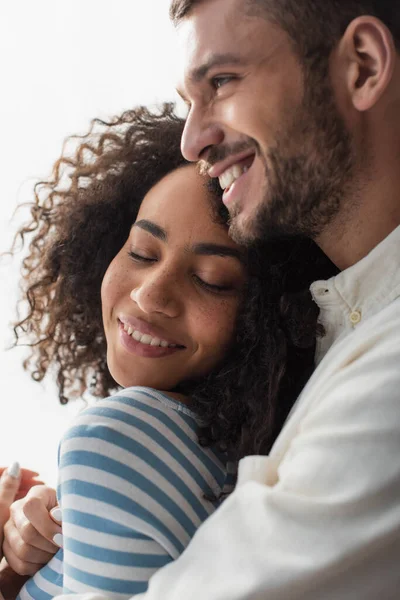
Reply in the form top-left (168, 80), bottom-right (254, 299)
top-left (119, 320), bottom-right (185, 349)
top-left (218, 155), bottom-right (255, 193)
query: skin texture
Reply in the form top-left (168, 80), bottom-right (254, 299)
top-left (176, 0), bottom-right (400, 268)
top-left (102, 165), bottom-right (246, 391)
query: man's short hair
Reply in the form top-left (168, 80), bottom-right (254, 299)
top-left (169, 0), bottom-right (400, 59)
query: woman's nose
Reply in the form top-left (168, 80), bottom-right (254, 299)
top-left (181, 107), bottom-right (225, 162)
top-left (130, 273), bottom-right (181, 317)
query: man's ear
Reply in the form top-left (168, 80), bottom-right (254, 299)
top-left (340, 16), bottom-right (396, 112)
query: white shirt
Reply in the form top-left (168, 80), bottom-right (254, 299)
top-left (55, 225), bottom-right (400, 600)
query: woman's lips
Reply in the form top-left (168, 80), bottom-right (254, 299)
top-left (118, 321), bottom-right (185, 359)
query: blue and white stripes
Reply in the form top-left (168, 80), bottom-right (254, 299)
top-left (18, 387), bottom-right (236, 600)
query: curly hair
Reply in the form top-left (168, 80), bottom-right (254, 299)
top-left (12, 103), bottom-right (337, 460)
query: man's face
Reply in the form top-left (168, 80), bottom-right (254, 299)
top-left (176, 0), bottom-right (354, 244)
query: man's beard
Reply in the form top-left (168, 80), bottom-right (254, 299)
top-left (229, 70), bottom-right (355, 246)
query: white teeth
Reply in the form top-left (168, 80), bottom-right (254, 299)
top-left (122, 323), bottom-right (177, 349)
top-left (219, 162), bottom-right (248, 190)
top-left (232, 165), bottom-right (242, 179)
top-left (140, 334), bottom-right (153, 345)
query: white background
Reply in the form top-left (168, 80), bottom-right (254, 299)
top-left (0, 1), bottom-right (180, 486)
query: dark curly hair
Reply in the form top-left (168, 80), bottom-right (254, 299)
top-left (11, 103), bottom-right (337, 460)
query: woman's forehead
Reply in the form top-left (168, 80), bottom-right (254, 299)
top-left (136, 166), bottom-right (239, 248)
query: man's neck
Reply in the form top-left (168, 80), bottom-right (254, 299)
top-left (316, 169), bottom-right (400, 271)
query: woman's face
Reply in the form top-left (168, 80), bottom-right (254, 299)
top-left (101, 165), bottom-right (247, 391)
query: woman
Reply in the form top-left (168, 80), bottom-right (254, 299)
top-left (4, 105), bottom-right (336, 598)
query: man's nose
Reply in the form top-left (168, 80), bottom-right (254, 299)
top-left (181, 108), bottom-right (224, 162)
top-left (130, 272), bottom-right (181, 318)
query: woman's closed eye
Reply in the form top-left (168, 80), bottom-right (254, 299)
top-left (193, 274), bottom-right (238, 295)
top-left (127, 249), bottom-right (243, 294)
top-left (128, 250), bottom-right (156, 263)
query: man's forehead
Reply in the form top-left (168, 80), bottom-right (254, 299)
top-left (175, 2), bottom-right (260, 86)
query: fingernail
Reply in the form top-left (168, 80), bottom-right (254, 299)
top-left (50, 507), bottom-right (62, 523)
top-left (7, 462), bottom-right (20, 479)
top-left (53, 533), bottom-right (63, 548)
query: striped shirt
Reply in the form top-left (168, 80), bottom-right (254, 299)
top-left (18, 387), bottom-right (236, 600)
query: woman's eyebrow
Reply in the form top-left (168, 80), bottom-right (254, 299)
top-left (132, 223), bottom-right (244, 263)
top-left (134, 219), bottom-right (167, 242)
top-left (192, 243), bottom-right (245, 263)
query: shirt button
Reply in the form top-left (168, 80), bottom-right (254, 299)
top-left (349, 310), bottom-right (362, 325)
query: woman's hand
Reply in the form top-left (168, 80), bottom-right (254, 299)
top-left (0, 468), bottom-right (43, 503)
top-left (3, 485), bottom-right (62, 576)
top-left (0, 464), bottom-right (23, 600)
top-left (0, 464), bottom-right (22, 559)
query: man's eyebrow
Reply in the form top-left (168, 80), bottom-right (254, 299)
top-left (189, 53), bottom-right (244, 83)
top-left (192, 243), bottom-right (245, 263)
top-left (134, 219), bottom-right (167, 242)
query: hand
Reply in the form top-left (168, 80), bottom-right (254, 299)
top-left (0, 468), bottom-right (43, 502)
top-left (3, 485), bottom-right (61, 576)
top-left (0, 464), bottom-right (21, 559)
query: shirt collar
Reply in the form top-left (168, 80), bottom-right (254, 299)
top-left (310, 224), bottom-right (400, 361)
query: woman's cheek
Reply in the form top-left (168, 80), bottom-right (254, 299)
top-left (206, 297), bottom-right (240, 349)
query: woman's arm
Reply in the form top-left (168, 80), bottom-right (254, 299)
top-left (37, 389), bottom-right (217, 598)
top-left (57, 392), bottom-right (200, 596)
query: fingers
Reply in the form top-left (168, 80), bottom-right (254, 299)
top-left (2, 486), bottom-right (61, 576)
top-left (20, 491), bottom-right (62, 547)
top-left (9, 497), bottom-right (59, 553)
top-left (0, 463), bottom-right (22, 564)
top-left (0, 467), bottom-right (43, 502)
top-left (2, 534), bottom-right (55, 576)
top-left (0, 464), bottom-right (21, 510)
top-left (14, 481), bottom-right (45, 503)
top-left (0, 468), bottom-right (39, 480)
top-left (0, 464), bottom-right (21, 539)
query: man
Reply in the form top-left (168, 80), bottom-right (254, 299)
top-left (132, 1), bottom-right (400, 597)
top-left (8, 1), bottom-right (400, 598)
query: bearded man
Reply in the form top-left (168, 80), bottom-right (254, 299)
top-left (135, 1), bottom-right (400, 597)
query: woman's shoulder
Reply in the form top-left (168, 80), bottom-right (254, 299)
top-left (113, 386), bottom-right (198, 419)
top-left (63, 386), bottom-right (200, 448)
top-left (60, 386), bottom-right (234, 505)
